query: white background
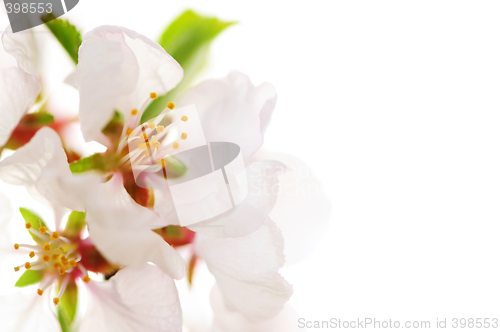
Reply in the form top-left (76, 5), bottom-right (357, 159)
top-left (2, 1), bottom-right (500, 331)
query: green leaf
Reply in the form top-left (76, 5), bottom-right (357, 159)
top-left (102, 111), bottom-right (125, 144)
top-left (70, 153), bottom-right (117, 174)
top-left (57, 307), bottom-right (72, 332)
top-left (64, 211), bottom-right (86, 239)
top-left (59, 280), bottom-right (78, 325)
top-left (44, 16), bottom-right (82, 65)
top-left (163, 155), bottom-right (187, 178)
top-left (19, 208), bottom-right (47, 244)
top-left (15, 269), bottom-right (44, 287)
top-left (141, 10), bottom-right (236, 122)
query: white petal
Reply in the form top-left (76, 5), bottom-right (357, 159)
top-left (196, 220), bottom-right (293, 321)
top-left (73, 26), bottom-right (183, 142)
top-left (84, 174), bottom-right (186, 279)
top-left (187, 160), bottom-right (284, 238)
top-left (2, 26), bottom-right (39, 76)
top-left (0, 66), bottom-right (40, 146)
top-left (177, 71), bottom-right (277, 164)
top-left (0, 191), bottom-right (13, 253)
top-left (211, 285), bottom-right (301, 332)
top-left (0, 288), bottom-right (61, 332)
top-left (81, 264), bottom-right (182, 332)
top-left (255, 150), bottom-right (332, 264)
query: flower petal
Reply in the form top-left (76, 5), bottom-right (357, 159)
top-left (177, 71), bottom-right (277, 164)
top-left (84, 174), bottom-right (186, 279)
top-left (254, 150), bottom-right (332, 264)
top-left (73, 26), bottom-right (183, 142)
top-left (0, 288), bottom-right (61, 332)
top-left (0, 66), bottom-right (40, 146)
top-left (2, 26), bottom-right (39, 76)
top-left (187, 160), bottom-right (284, 238)
top-left (211, 285), bottom-right (301, 332)
top-left (81, 264), bottom-right (182, 332)
top-left (196, 219), bottom-right (292, 321)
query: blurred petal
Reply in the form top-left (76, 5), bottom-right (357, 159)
top-left (0, 66), bottom-right (40, 146)
top-left (177, 71), bottom-right (277, 163)
top-left (188, 160), bottom-right (284, 238)
top-left (211, 285), bottom-right (301, 332)
top-left (0, 288), bottom-right (61, 332)
top-left (196, 220), bottom-right (292, 321)
top-left (73, 26), bottom-right (183, 142)
top-left (81, 264), bottom-right (182, 332)
top-left (2, 26), bottom-right (39, 76)
top-left (255, 150), bottom-right (332, 263)
top-left (0, 191), bottom-right (12, 252)
top-left (84, 174), bottom-right (186, 279)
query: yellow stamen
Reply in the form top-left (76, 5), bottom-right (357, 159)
top-left (39, 226), bottom-right (47, 234)
top-left (53, 298), bottom-right (60, 306)
top-left (43, 244), bottom-right (51, 252)
top-left (50, 232), bottom-right (60, 240)
top-left (25, 223), bottom-right (32, 229)
top-left (59, 268), bottom-right (66, 275)
top-left (37, 289), bottom-right (43, 296)
top-left (29, 251), bottom-right (35, 258)
top-left (25, 262), bottom-right (31, 270)
top-left (172, 142), bottom-right (180, 149)
top-left (53, 262), bottom-right (61, 269)
top-left (140, 133), bottom-right (148, 141)
top-left (157, 125), bottom-right (165, 133)
top-left (131, 109), bottom-right (138, 116)
top-left (52, 254), bottom-right (60, 260)
top-left (180, 132), bottom-right (188, 140)
top-left (14, 244), bottom-right (19, 250)
top-left (14, 267), bottom-right (20, 272)
top-left (150, 92), bottom-right (158, 99)
top-left (69, 259), bottom-right (77, 267)
top-left (181, 115), bottom-right (188, 122)
top-left (42, 255), bottom-right (50, 262)
top-left (83, 276), bottom-right (91, 283)
top-left (167, 102), bottom-right (175, 110)
top-left (61, 256), bottom-right (68, 264)
top-left (126, 128), bottom-right (133, 136)
top-left (147, 122), bottom-right (156, 130)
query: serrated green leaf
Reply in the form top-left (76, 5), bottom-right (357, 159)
top-left (70, 153), bottom-right (117, 174)
top-left (19, 208), bottom-right (47, 244)
top-left (141, 10), bottom-right (236, 122)
top-left (15, 269), bottom-right (44, 287)
top-left (64, 211), bottom-right (86, 239)
top-left (44, 16), bottom-right (82, 65)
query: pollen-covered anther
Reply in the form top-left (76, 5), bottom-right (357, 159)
top-left (14, 244), bottom-right (20, 250)
top-left (14, 267), bottom-right (20, 272)
top-left (167, 102), bottom-right (175, 110)
top-left (157, 125), bottom-right (165, 133)
top-left (25, 223), bottom-right (32, 229)
top-left (69, 259), bottom-right (77, 267)
top-left (25, 262), bottom-right (31, 270)
top-left (29, 251), bottom-right (35, 258)
top-left (53, 262), bottom-right (62, 269)
top-left (181, 115), bottom-right (188, 122)
top-left (61, 256), bottom-right (68, 264)
top-left (39, 226), bottom-right (47, 234)
top-left (42, 255), bottom-right (50, 262)
top-left (50, 232), bottom-right (60, 240)
top-left (53, 298), bottom-right (60, 306)
top-left (43, 243), bottom-right (51, 252)
top-left (131, 109), bottom-right (138, 116)
top-left (59, 268), bottom-right (66, 275)
top-left (140, 133), bottom-right (148, 142)
top-left (147, 122), bottom-right (156, 130)
top-left (52, 254), bottom-right (60, 260)
top-left (83, 276), bottom-right (91, 283)
top-left (126, 128), bottom-right (133, 136)
top-left (172, 142), bottom-right (180, 149)
top-left (150, 92), bottom-right (158, 99)
top-left (180, 132), bottom-right (188, 140)
top-left (37, 289), bottom-right (44, 296)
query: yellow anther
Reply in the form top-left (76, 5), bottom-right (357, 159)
top-left (59, 268), bottom-right (66, 275)
top-left (14, 267), bottom-right (20, 272)
top-left (50, 232), bottom-right (60, 240)
top-left (147, 122), bottom-right (156, 129)
top-left (180, 132), bottom-right (188, 140)
top-left (126, 128), bottom-right (133, 136)
top-left (25, 262), bottom-right (31, 270)
top-left (150, 92), bottom-right (158, 99)
top-left (167, 102), bottom-right (175, 110)
top-left (131, 109), bottom-right (138, 116)
top-left (157, 125), bottom-right (164, 133)
top-left (42, 255), bottom-right (50, 262)
top-left (83, 276), bottom-right (91, 283)
top-left (145, 141), bottom-right (150, 148)
top-left (29, 251), bottom-right (35, 258)
top-left (37, 289), bottom-right (44, 296)
top-left (172, 142), bottom-right (180, 149)
top-left (14, 244), bottom-right (20, 250)
top-left (52, 254), bottom-right (60, 260)
top-left (53, 262), bottom-right (61, 269)
top-left (69, 259), bottom-right (77, 267)
top-left (140, 133), bottom-right (148, 141)
top-left (39, 226), bottom-right (47, 234)
top-left (43, 244), bottom-right (51, 252)
top-left (25, 223), bottom-right (32, 229)
top-left (181, 115), bottom-right (188, 122)
top-left (61, 256), bottom-right (68, 264)
top-left (53, 298), bottom-right (60, 306)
